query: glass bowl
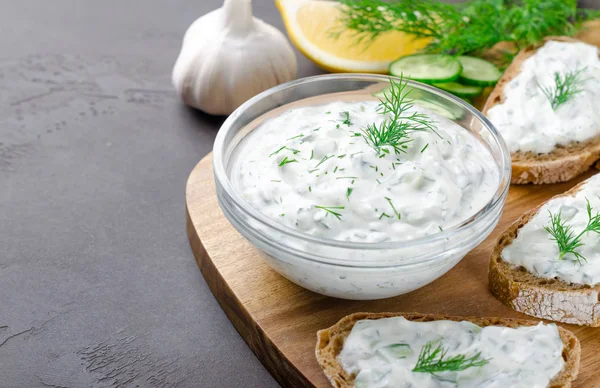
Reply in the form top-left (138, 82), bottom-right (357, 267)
top-left (213, 74), bottom-right (511, 300)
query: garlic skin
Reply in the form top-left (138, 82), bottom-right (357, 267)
top-left (172, 0), bottom-right (297, 116)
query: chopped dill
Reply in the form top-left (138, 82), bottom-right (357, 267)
top-left (314, 155), bottom-right (334, 168)
top-left (346, 187), bottom-right (353, 200)
top-left (278, 156), bottom-right (298, 167)
top-left (379, 212), bottom-right (391, 219)
top-left (336, 176), bottom-right (359, 180)
top-left (269, 145), bottom-right (286, 157)
top-left (287, 133), bottom-right (304, 140)
top-left (421, 143), bottom-right (429, 153)
top-left (315, 205), bottom-right (344, 220)
top-left (385, 197), bottom-right (401, 220)
top-left (338, 154), bottom-right (347, 159)
top-left (340, 111), bottom-right (352, 126)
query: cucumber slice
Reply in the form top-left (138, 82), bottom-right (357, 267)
top-left (433, 82), bottom-right (483, 98)
top-left (389, 54), bottom-right (462, 83)
top-left (457, 56), bottom-right (502, 86)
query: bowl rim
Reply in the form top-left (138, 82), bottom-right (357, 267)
top-left (213, 73), bottom-right (511, 251)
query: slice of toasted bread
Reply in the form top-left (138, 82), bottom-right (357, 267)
top-left (489, 177), bottom-right (600, 326)
top-left (316, 312), bottom-right (580, 388)
top-left (483, 36), bottom-right (600, 185)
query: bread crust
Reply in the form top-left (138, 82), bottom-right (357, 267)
top-left (489, 177), bottom-right (600, 326)
top-left (483, 36), bottom-right (600, 185)
top-left (315, 311), bottom-right (580, 388)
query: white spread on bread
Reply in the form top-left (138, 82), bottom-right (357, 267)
top-left (502, 173), bottom-right (600, 285)
top-left (339, 317), bottom-right (564, 388)
top-left (487, 40), bottom-right (600, 154)
top-left (230, 100), bottom-right (498, 243)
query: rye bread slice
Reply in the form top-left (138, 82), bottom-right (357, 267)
top-left (489, 177), bottom-right (600, 326)
top-left (483, 36), bottom-right (600, 185)
top-left (316, 312), bottom-right (580, 388)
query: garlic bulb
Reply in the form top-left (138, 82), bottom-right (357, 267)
top-left (172, 0), bottom-right (297, 116)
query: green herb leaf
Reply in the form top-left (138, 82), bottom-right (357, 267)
top-left (287, 133), bottom-right (304, 141)
top-left (269, 146), bottom-right (286, 157)
top-left (314, 155), bottom-right (334, 169)
top-left (538, 68), bottom-right (586, 111)
top-left (278, 156), bottom-right (298, 167)
top-left (412, 340), bottom-right (489, 374)
top-left (340, 111), bottom-right (352, 126)
top-left (360, 77), bottom-right (438, 156)
top-left (346, 187), bottom-right (353, 200)
top-left (385, 197), bottom-right (401, 220)
top-left (315, 205), bottom-right (344, 220)
top-left (544, 199), bottom-right (600, 264)
top-left (335, 0), bottom-right (595, 62)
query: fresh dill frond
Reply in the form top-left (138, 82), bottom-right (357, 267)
top-left (538, 68), bottom-right (586, 111)
top-left (421, 143), bottom-right (429, 153)
top-left (544, 199), bottom-right (600, 264)
top-left (346, 187), bottom-right (353, 200)
top-left (412, 340), bottom-right (489, 374)
top-left (336, 0), bottom-right (596, 59)
top-left (360, 77), bottom-right (437, 156)
top-left (315, 205), bottom-right (344, 220)
top-left (336, 176), bottom-right (359, 180)
top-left (379, 212), bottom-right (391, 219)
top-left (278, 156), bottom-right (298, 167)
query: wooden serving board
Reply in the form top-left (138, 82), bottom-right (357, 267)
top-left (186, 154), bottom-right (600, 388)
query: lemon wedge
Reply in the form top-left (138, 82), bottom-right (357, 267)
top-left (275, 0), bottom-right (430, 73)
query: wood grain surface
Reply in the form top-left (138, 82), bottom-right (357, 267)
top-left (186, 154), bottom-right (600, 388)
top-left (187, 27), bottom-right (600, 388)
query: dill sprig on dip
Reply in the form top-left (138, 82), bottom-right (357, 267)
top-left (544, 199), bottom-right (600, 264)
top-left (538, 68), bottom-right (586, 111)
top-left (315, 205), bottom-right (344, 220)
top-left (360, 77), bottom-right (437, 156)
top-left (412, 340), bottom-right (489, 374)
top-left (335, 0), bottom-right (599, 59)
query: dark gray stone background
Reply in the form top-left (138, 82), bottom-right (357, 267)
top-left (1, 1), bottom-right (598, 388)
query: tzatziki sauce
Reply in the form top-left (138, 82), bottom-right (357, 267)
top-left (339, 317), bottom-right (564, 388)
top-left (487, 40), bottom-right (600, 154)
top-left (502, 173), bottom-right (600, 285)
top-left (230, 99), bottom-right (498, 243)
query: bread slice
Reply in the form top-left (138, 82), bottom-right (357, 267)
top-left (483, 36), bottom-right (600, 185)
top-left (489, 178), bottom-right (600, 326)
top-left (316, 312), bottom-right (580, 388)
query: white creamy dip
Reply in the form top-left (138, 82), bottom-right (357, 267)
top-left (339, 317), bottom-right (564, 388)
top-left (230, 100), bottom-right (498, 243)
top-left (502, 174), bottom-right (600, 285)
top-left (487, 40), bottom-right (600, 154)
